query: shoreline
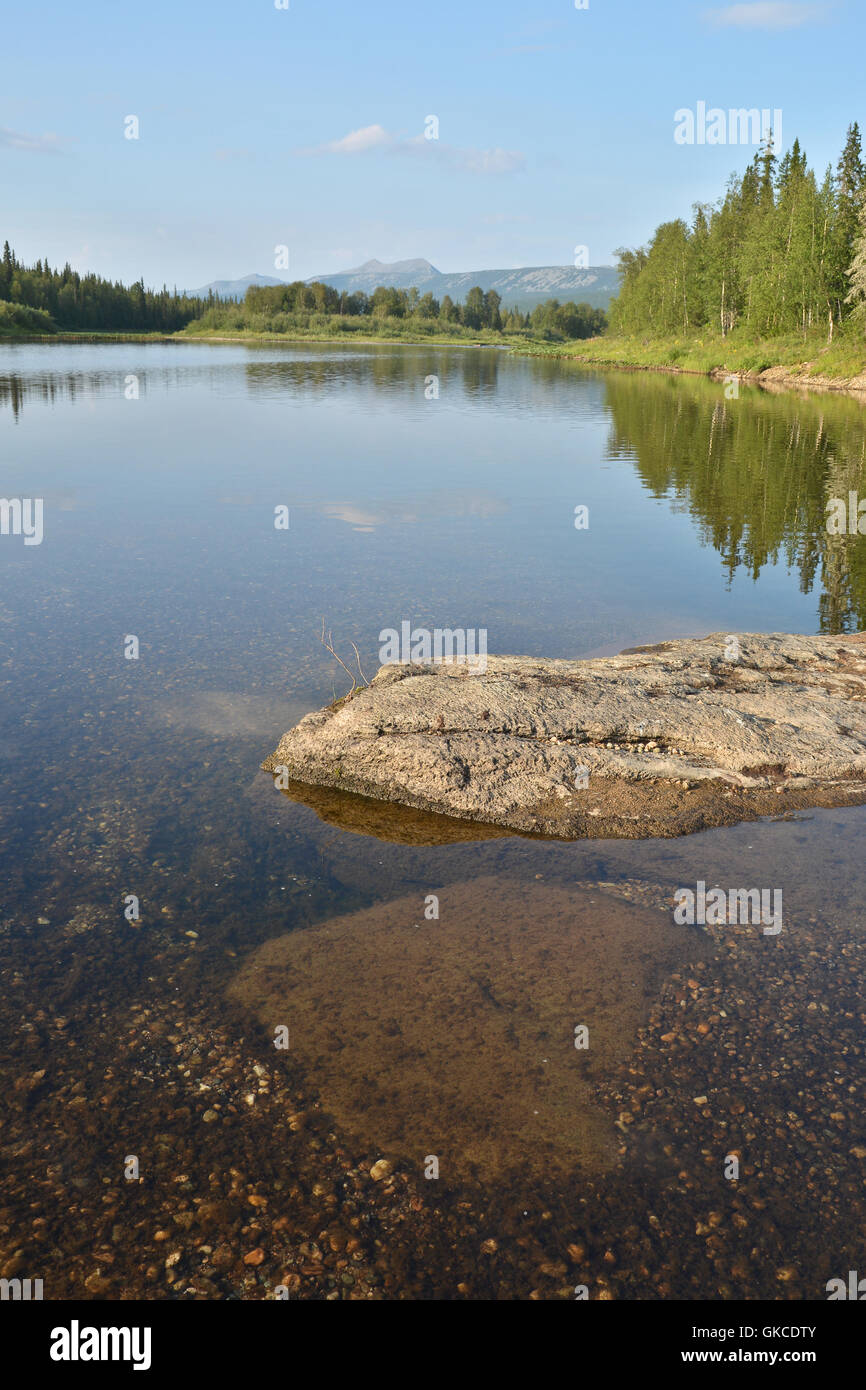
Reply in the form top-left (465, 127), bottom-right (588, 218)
top-left (564, 353), bottom-right (866, 397)
top-left (3, 328), bottom-right (866, 397)
top-left (541, 338), bottom-right (866, 397)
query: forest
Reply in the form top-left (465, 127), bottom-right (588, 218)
top-left (0, 241), bottom-right (210, 332)
top-left (187, 281), bottom-right (607, 341)
top-left (610, 123), bottom-right (866, 343)
top-left (0, 240), bottom-right (606, 342)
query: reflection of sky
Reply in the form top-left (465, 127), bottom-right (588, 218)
top-left (0, 339), bottom-right (829, 734)
top-left (2, 339), bottom-right (866, 956)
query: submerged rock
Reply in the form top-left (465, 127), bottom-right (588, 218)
top-left (227, 877), bottom-right (708, 1178)
top-left (263, 633), bottom-right (866, 840)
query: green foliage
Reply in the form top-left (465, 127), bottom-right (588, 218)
top-left (0, 299), bottom-right (57, 334)
top-left (187, 280), bottom-right (607, 343)
top-left (846, 186), bottom-right (866, 332)
top-left (610, 125), bottom-right (866, 343)
top-left (0, 239), bottom-right (208, 332)
top-left (0, 241), bottom-right (609, 344)
top-left (545, 325), bottom-right (866, 381)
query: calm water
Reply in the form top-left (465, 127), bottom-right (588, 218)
top-left (2, 341), bottom-right (866, 1299)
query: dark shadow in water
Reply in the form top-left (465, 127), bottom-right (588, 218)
top-left (277, 778), bottom-right (512, 845)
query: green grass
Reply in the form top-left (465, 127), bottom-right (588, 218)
top-left (180, 313), bottom-right (541, 348)
top-left (531, 328), bottom-right (866, 382)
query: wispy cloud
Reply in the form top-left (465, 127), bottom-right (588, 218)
top-left (396, 137), bottom-right (525, 175)
top-left (300, 124), bottom-right (524, 175)
top-left (703, 2), bottom-right (825, 28)
top-left (309, 124), bottom-right (392, 156)
top-left (0, 126), bottom-right (63, 154)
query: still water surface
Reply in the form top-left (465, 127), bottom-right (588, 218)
top-left (2, 342), bottom-right (865, 1298)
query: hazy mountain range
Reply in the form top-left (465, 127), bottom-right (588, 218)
top-left (187, 258), bottom-right (620, 311)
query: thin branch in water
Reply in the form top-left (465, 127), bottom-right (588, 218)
top-left (350, 641), bottom-right (368, 687)
top-left (320, 618), bottom-right (366, 698)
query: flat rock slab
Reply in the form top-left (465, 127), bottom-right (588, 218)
top-left (227, 877), bottom-right (708, 1178)
top-left (263, 633), bottom-right (866, 840)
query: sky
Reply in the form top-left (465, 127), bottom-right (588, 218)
top-left (1, 0), bottom-right (864, 289)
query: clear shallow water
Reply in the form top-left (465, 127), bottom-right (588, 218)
top-left (2, 341), bottom-right (866, 1299)
top-left (2, 341), bottom-right (865, 916)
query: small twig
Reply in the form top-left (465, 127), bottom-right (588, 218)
top-left (350, 641), bottom-right (368, 687)
top-left (320, 618), bottom-right (366, 698)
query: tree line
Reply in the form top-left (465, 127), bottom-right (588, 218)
top-left (0, 239), bottom-right (607, 340)
top-left (221, 280), bottom-right (606, 339)
top-left (0, 241), bottom-right (212, 332)
top-left (610, 122), bottom-right (866, 341)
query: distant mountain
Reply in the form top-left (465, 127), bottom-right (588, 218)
top-left (312, 258), bottom-right (441, 291)
top-left (186, 272), bottom-right (288, 299)
top-left (187, 259), bottom-right (620, 310)
top-left (304, 257), bottom-right (620, 311)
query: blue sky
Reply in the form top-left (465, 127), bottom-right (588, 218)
top-left (1, 0), bottom-right (863, 288)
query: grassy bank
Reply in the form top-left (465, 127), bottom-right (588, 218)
top-left (180, 326), bottom-right (533, 348)
top-left (5, 319), bottom-right (866, 394)
top-left (533, 329), bottom-right (866, 387)
top-left (179, 316), bottom-right (545, 348)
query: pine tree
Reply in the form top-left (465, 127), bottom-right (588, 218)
top-left (829, 123), bottom-right (865, 326)
top-left (846, 190), bottom-right (866, 332)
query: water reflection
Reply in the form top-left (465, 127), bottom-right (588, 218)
top-left (601, 372), bottom-right (866, 631)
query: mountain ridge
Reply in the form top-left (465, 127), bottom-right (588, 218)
top-left (188, 258), bottom-right (619, 311)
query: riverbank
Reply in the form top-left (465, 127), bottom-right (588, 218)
top-left (0, 329), bottom-right (178, 342)
top-left (4, 325), bottom-right (866, 395)
top-left (539, 331), bottom-right (866, 394)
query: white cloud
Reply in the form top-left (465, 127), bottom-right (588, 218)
top-left (0, 126), bottom-right (63, 154)
top-left (315, 124), bottom-right (392, 155)
top-left (703, 2), bottom-right (825, 28)
top-left (301, 125), bottom-right (524, 174)
top-left (392, 133), bottom-right (524, 174)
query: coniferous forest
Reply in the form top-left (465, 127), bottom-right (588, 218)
top-left (0, 239), bottom-right (606, 343)
top-left (0, 240), bottom-right (210, 333)
top-left (610, 123), bottom-right (866, 343)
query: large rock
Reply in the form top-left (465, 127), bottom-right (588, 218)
top-left (263, 633), bottom-right (866, 839)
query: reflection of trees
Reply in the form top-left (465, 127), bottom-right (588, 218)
top-left (0, 373), bottom-right (104, 419)
top-left (242, 344), bottom-right (504, 399)
top-left (602, 373), bottom-right (866, 632)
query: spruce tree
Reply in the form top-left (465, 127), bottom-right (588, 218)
top-left (846, 190), bottom-right (866, 332)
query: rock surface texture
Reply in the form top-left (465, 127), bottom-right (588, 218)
top-left (263, 633), bottom-right (866, 839)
